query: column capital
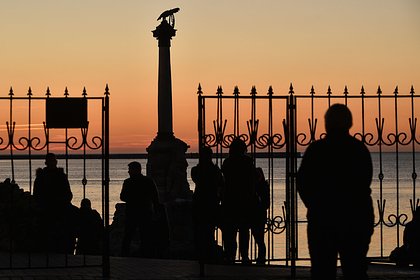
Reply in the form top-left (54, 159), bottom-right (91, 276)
top-left (152, 19), bottom-right (176, 47)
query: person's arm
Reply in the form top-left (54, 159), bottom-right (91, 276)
top-left (64, 174), bottom-right (73, 203)
top-left (120, 180), bottom-right (129, 202)
top-left (191, 165), bottom-right (198, 184)
top-left (296, 144), bottom-right (316, 208)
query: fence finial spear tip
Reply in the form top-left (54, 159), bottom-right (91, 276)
top-left (267, 86), bottom-right (273, 96)
top-left (233, 86), bottom-right (240, 96)
top-left (9, 87), bottom-right (13, 96)
top-left (82, 87), bottom-right (87, 97)
top-left (411, 85), bottom-right (415, 95)
top-left (216, 86), bottom-right (223, 95)
top-left (46, 87), bottom-right (51, 97)
top-left (377, 85), bottom-right (382, 95)
top-left (197, 83), bottom-right (202, 95)
top-left (361, 85), bottom-right (365, 95)
top-left (327, 85), bottom-right (332, 95)
top-left (105, 84), bottom-right (110, 96)
top-left (310, 86), bottom-right (315, 95)
top-left (394, 86), bottom-right (399, 95)
top-left (289, 83), bottom-right (294, 94)
top-left (28, 87), bottom-right (32, 96)
top-left (250, 86), bottom-right (257, 96)
top-left (344, 85), bottom-right (348, 95)
top-left (64, 87), bottom-right (69, 97)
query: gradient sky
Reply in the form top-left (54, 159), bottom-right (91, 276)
top-left (0, 1), bottom-right (419, 153)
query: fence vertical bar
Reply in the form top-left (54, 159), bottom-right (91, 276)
top-left (377, 86), bottom-right (385, 257)
top-left (267, 86), bottom-right (274, 264)
top-left (102, 85), bottom-right (110, 278)
top-left (410, 86), bottom-right (417, 211)
top-left (197, 84), bottom-right (205, 276)
top-left (27, 87), bottom-right (33, 267)
top-left (393, 86), bottom-right (401, 247)
top-left (287, 84), bottom-right (297, 278)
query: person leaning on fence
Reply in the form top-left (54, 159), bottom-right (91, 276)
top-left (33, 153), bottom-right (78, 253)
top-left (120, 161), bottom-right (160, 257)
top-left (297, 104), bottom-right (374, 280)
top-left (191, 146), bottom-right (224, 262)
top-left (252, 167), bottom-right (270, 265)
top-left (221, 138), bottom-right (257, 265)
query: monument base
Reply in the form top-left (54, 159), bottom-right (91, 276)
top-left (145, 134), bottom-right (195, 259)
top-left (146, 134), bottom-right (192, 202)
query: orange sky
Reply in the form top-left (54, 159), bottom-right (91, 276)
top-left (0, 1), bottom-right (419, 153)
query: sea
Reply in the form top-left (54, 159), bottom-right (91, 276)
top-left (0, 152), bottom-right (419, 262)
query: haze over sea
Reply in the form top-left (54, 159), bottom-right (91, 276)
top-left (0, 152), bottom-right (418, 261)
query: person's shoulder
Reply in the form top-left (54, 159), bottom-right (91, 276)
top-left (123, 177), bottom-right (133, 185)
top-left (304, 139), bottom-right (326, 153)
top-left (347, 135), bottom-right (370, 151)
top-left (35, 167), bottom-right (45, 177)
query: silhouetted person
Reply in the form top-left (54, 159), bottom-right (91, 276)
top-left (33, 153), bottom-right (77, 253)
top-left (390, 207), bottom-right (420, 266)
top-left (252, 167), bottom-right (269, 265)
top-left (33, 153), bottom-right (73, 212)
top-left (221, 138), bottom-right (256, 264)
top-left (191, 146), bottom-right (224, 262)
top-left (297, 104), bottom-right (374, 280)
top-left (120, 161), bottom-right (159, 257)
top-left (76, 198), bottom-right (103, 255)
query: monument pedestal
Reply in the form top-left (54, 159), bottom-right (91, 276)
top-left (147, 135), bottom-right (194, 259)
top-left (146, 135), bottom-right (191, 202)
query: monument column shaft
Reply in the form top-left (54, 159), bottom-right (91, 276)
top-left (158, 46), bottom-right (173, 137)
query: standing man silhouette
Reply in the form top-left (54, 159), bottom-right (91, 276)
top-left (221, 138), bottom-right (256, 264)
top-left (191, 146), bottom-right (224, 262)
top-left (297, 104), bottom-right (374, 280)
top-left (120, 161), bottom-right (159, 257)
top-left (33, 153), bottom-right (76, 253)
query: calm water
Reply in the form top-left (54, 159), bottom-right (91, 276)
top-left (0, 153), bottom-right (419, 261)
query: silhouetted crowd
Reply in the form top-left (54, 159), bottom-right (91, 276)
top-left (191, 139), bottom-right (270, 265)
top-left (0, 153), bottom-right (103, 255)
top-left (3, 105), bottom-right (419, 280)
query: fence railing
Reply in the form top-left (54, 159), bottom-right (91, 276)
top-left (0, 86), bottom-right (110, 277)
top-left (197, 84), bottom-right (419, 266)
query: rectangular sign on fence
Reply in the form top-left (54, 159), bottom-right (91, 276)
top-left (46, 98), bottom-right (88, 128)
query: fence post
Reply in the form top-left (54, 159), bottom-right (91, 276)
top-left (103, 85), bottom-right (110, 279)
top-left (286, 84), bottom-right (297, 278)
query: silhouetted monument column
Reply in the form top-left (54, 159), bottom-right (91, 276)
top-left (146, 11), bottom-right (194, 258)
top-left (155, 19), bottom-right (174, 139)
top-left (147, 16), bottom-right (191, 203)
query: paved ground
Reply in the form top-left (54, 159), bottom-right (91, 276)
top-left (1, 255), bottom-right (420, 279)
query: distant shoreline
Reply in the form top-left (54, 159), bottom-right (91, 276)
top-left (0, 152), bottom-right (296, 160)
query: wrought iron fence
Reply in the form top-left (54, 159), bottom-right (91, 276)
top-left (197, 84), bottom-right (419, 267)
top-left (0, 86), bottom-right (110, 277)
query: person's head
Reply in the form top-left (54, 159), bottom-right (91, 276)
top-left (80, 198), bottom-right (92, 209)
top-left (325, 104), bottom-right (353, 135)
top-left (128, 161), bottom-right (142, 177)
top-left (229, 138), bottom-right (247, 156)
top-left (199, 146), bottom-right (213, 163)
top-left (45, 153), bottom-right (58, 169)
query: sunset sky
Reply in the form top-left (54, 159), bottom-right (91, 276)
top-left (0, 1), bottom-right (419, 153)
